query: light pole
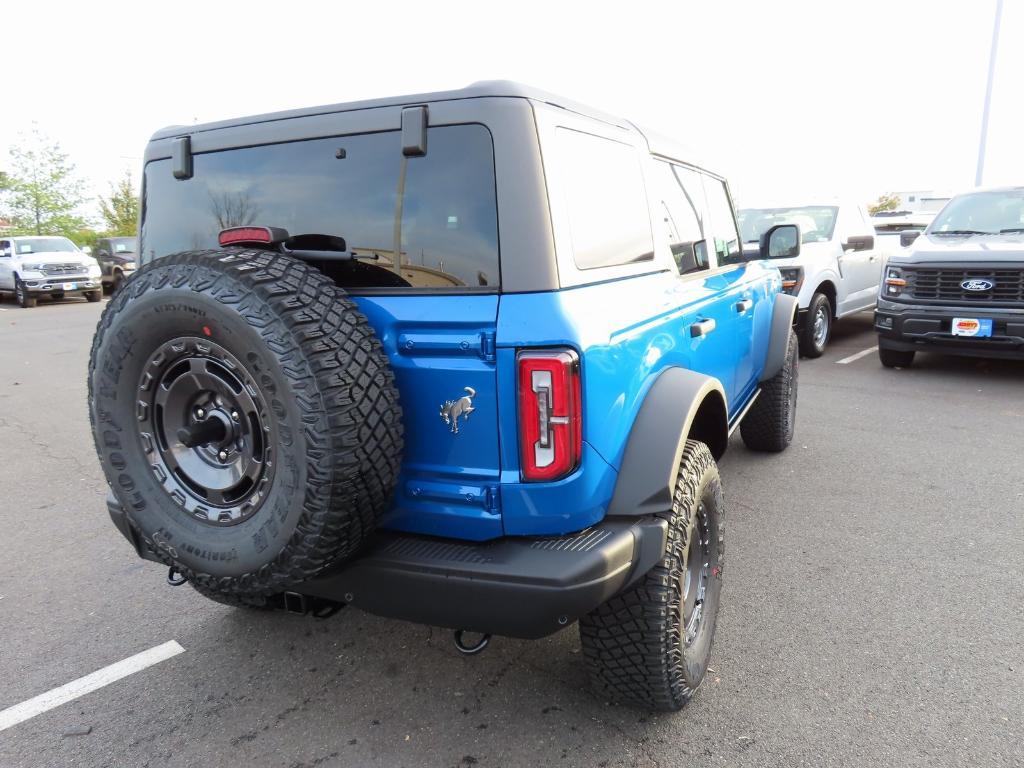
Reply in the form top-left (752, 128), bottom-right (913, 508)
top-left (975, 0), bottom-right (1004, 187)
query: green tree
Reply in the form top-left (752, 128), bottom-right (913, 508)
top-left (2, 127), bottom-right (89, 236)
top-left (98, 171), bottom-right (140, 236)
top-left (868, 192), bottom-right (902, 216)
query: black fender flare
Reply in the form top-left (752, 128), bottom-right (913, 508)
top-left (605, 367), bottom-right (727, 518)
top-left (760, 293), bottom-right (799, 382)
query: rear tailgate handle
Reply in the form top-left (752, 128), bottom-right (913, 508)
top-left (689, 318), bottom-right (716, 338)
top-left (735, 299), bottom-right (753, 314)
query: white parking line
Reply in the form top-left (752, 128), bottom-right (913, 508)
top-left (0, 640), bottom-right (184, 732)
top-left (836, 346), bottom-right (878, 365)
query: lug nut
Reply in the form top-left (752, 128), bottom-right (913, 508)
top-left (231, 411), bottom-right (239, 421)
top-left (218, 450), bottom-right (228, 461)
top-left (195, 407), bottom-right (206, 419)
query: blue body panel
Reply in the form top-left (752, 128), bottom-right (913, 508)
top-left (354, 262), bottom-right (779, 541)
top-left (351, 295), bottom-right (503, 540)
top-left (496, 264), bottom-right (777, 535)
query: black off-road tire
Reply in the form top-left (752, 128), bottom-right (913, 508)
top-left (86, 290), bottom-right (102, 302)
top-left (798, 292), bottom-right (831, 358)
top-left (740, 329), bottom-right (798, 452)
top-left (88, 248), bottom-right (403, 602)
top-left (579, 440), bottom-right (725, 712)
top-left (879, 346), bottom-right (915, 368)
top-left (15, 277), bottom-right (36, 308)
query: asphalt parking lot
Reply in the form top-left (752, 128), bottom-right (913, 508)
top-left (1, 296), bottom-right (1022, 768)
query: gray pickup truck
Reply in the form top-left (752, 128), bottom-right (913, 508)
top-left (875, 186), bottom-right (1024, 366)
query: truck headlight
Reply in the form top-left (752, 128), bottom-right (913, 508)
top-left (884, 266), bottom-right (906, 298)
top-left (86, 261), bottom-right (102, 277)
top-left (779, 267), bottom-right (804, 295)
top-left (21, 262), bottom-right (46, 273)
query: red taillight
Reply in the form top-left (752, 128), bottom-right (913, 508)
top-left (218, 227), bottom-right (274, 247)
top-left (517, 349), bottom-right (582, 482)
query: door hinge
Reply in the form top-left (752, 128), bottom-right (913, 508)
top-left (484, 485), bottom-right (501, 514)
top-left (480, 330), bottom-right (496, 362)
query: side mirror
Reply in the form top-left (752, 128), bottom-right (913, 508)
top-left (80, 245), bottom-right (92, 255)
top-left (900, 230), bottom-right (921, 247)
top-left (843, 234), bottom-right (874, 252)
top-left (760, 224), bottom-right (801, 259)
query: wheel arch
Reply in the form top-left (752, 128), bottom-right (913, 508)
top-left (605, 367), bottom-right (728, 518)
top-left (813, 279), bottom-right (838, 318)
top-left (761, 293), bottom-right (799, 382)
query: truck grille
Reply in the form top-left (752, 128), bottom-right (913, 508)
top-left (41, 263), bottom-right (86, 277)
top-left (904, 266), bottom-right (1024, 304)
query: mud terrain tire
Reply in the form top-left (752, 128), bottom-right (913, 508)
top-left (88, 249), bottom-right (403, 600)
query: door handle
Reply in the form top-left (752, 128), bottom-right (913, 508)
top-left (689, 318), bottom-right (716, 338)
top-left (735, 299), bottom-right (753, 314)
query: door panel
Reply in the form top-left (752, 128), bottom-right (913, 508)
top-left (837, 207), bottom-right (882, 313)
top-left (352, 295), bottom-right (502, 540)
top-left (701, 174), bottom-right (761, 406)
top-left (0, 240), bottom-right (11, 289)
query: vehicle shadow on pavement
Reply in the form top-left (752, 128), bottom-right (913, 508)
top-left (139, 604), bottom-right (715, 768)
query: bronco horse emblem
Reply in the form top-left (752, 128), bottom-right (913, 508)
top-left (440, 387), bottom-right (476, 434)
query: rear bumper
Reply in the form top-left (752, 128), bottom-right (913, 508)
top-left (106, 494), bottom-right (668, 639)
top-left (875, 300), bottom-right (1024, 360)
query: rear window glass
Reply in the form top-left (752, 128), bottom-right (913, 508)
top-left (554, 128), bottom-right (654, 270)
top-left (141, 124), bottom-right (500, 290)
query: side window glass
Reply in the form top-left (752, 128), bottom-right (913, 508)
top-left (702, 176), bottom-right (743, 266)
top-left (651, 161), bottom-right (712, 275)
top-left (554, 128), bottom-right (655, 270)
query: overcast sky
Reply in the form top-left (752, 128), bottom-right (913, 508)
top-left (2, 0), bottom-right (1019, 216)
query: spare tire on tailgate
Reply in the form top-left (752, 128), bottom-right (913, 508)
top-left (88, 248), bottom-right (403, 600)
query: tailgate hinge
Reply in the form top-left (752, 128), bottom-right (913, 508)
top-left (484, 485), bottom-right (501, 515)
top-left (480, 330), bottom-right (497, 363)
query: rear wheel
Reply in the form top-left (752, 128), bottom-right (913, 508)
top-left (879, 346), bottom-right (915, 368)
top-left (88, 248), bottom-right (404, 602)
top-left (798, 292), bottom-right (831, 358)
top-left (15, 277), bottom-right (36, 308)
top-left (579, 440), bottom-right (724, 711)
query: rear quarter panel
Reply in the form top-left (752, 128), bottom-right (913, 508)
top-left (496, 263), bottom-right (778, 535)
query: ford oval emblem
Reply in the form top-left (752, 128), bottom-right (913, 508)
top-left (961, 279), bottom-right (994, 292)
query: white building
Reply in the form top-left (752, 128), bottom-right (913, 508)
top-left (894, 190), bottom-right (952, 214)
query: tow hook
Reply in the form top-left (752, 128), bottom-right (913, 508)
top-left (166, 566), bottom-right (188, 586)
top-left (453, 630), bottom-right (491, 655)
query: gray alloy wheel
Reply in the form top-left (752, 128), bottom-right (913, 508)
top-left (798, 292), bottom-right (831, 358)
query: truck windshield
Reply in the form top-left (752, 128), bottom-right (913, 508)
top-left (15, 237), bottom-right (78, 254)
top-left (929, 189), bottom-right (1024, 235)
top-left (738, 206), bottom-right (838, 245)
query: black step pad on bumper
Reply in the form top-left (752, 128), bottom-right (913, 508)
top-left (299, 518), bottom-right (668, 639)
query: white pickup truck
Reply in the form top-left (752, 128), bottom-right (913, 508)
top-left (739, 202), bottom-right (884, 357)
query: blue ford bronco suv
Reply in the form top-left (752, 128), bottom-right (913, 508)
top-left (88, 82), bottom-right (800, 711)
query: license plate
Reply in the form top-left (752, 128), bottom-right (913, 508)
top-left (62, 282), bottom-right (77, 290)
top-left (951, 317), bottom-right (993, 338)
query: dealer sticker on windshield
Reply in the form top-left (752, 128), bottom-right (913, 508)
top-left (951, 318), bottom-right (993, 338)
